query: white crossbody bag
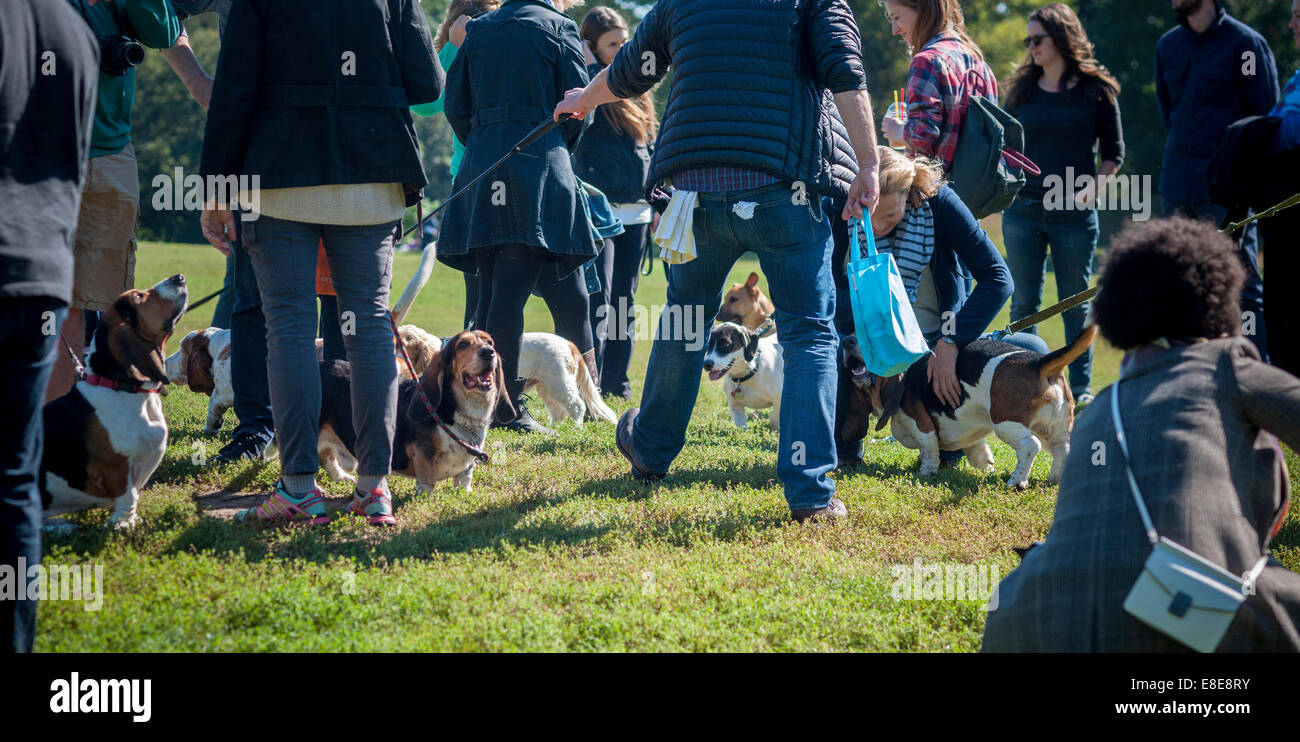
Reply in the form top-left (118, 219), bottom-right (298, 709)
top-left (1110, 377), bottom-right (1270, 652)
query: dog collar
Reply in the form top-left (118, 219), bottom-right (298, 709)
top-left (729, 348), bottom-right (761, 384)
top-left (83, 374), bottom-right (161, 394)
top-left (755, 317), bottom-right (776, 338)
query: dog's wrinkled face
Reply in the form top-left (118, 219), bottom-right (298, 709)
top-left (702, 322), bottom-right (758, 382)
top-left (98, 274), bottom-right (188, 384)
top-left (448, 330), bottom-right (498, 392)
top-left (173, 330), bottom-right (215, 394)
top-left (716, 272), bottom-right (772, 329)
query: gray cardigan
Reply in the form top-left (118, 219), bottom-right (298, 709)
top-left (982, 336), bottom-right (1300, 652)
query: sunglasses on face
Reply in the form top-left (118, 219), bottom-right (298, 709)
top-left (1023, 34), bottom-right (1049, 49)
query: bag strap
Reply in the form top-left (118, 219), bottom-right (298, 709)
top-left (1112, 376), bottom-right (1274, 590)
top-left (847, 218), bottom-right (878, 264)
top-left (1109, 377), bottom-right (1160, 545)
top-left (1001, 147), bottom-right (1041, 176)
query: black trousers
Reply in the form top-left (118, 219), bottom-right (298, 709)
top-left (0, 298), bottom-right (65, 652)
top-left (473, 244), bottom-right (592, 383)
top-left (588, 224), bottom-right (649, 397)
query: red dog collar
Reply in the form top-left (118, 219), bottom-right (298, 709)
top-left (83, 374), bottom-right (161, 394)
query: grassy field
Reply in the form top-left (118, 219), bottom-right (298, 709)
top-left (35, 226), bottom-right (1300, 652)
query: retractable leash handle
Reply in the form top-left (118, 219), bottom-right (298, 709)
top-left (402, 112), bottom-right (575, 239)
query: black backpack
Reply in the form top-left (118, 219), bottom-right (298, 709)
top-left (948, 69), bottom-right (1038, 219)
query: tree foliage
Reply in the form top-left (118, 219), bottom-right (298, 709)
top-left (132, 1), bottom-right (1300, 242)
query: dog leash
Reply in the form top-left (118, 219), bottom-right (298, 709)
top-left (60, 333), bottom-right (86, 380)
top-left (401, 113), bottom-right (573, 241)
top-left (388, 314), bottom-right (491, 464)
top-left (998, 285), bottom-right (1099, 337)
top-left (185, 285), bottom-right (227, 312)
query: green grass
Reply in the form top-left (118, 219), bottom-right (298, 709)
top-left (35, 230), bottom-right (1300, 652)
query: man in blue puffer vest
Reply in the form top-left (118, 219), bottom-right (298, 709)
top-left (555, 0), bottom-right (880, 523)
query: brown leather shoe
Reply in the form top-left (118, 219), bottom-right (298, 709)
top-left (615, 408), bottom-right (664, 481)
top-left (790, 497), bottom-right (848, 523)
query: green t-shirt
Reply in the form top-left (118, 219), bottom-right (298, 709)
top-left (410, 43), bottom-right (465, 177)
top-left (69, 0), bottom-right (180, 158)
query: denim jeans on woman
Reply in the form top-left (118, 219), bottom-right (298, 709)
top-left (630, 183), bottom-right (838, 511)
top-left (1002, 196), bottom-right (1099, 397)
top-left (243, 216), bottom-right (400, 480)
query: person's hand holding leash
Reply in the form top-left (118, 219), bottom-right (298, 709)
top-left (201, 208), bottom-right (236, 256)
top-left (555, 87), bottom-right (592, 120)
top-left (927, 338), bottom-right (961, 408)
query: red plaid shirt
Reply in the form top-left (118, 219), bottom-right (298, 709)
top-left (903, 32), bottom-right (998, 171)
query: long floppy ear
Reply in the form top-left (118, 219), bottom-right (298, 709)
top-left (408, 339), bottom-right (457, 423)
top-left (743, 328), bottom-right (760, 361)
top-left (182, 332), bottom-right (216, 395)
top-left (493, 355), bottom-right (515, 423)
top-left (108, 322), bottom-right (170, 384)
top-left (875, 375), bottom-right (906, 432)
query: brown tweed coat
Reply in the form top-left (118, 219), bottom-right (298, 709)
top-left (982, 336), bottom-right (1300, 652)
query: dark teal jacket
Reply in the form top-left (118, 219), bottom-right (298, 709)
top-left (437, 0), bottom-right (595, 276)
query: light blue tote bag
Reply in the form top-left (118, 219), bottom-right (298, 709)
top-left (844, 217), bottom-right (929, 376)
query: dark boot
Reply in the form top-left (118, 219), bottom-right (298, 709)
top-left (493, 377), bottom-right (553, 434)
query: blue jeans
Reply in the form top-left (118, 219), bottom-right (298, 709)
top-left (1163, 200), bottom-right (1267, 362)
top-left (230, 224), bottom-right (275, 442)
top-left (1002, 197), bottom-right (1099, 396)
top-left (630, 183), bottom-right (838, 510)
top-left (0, 298), bottom-right (65, 652)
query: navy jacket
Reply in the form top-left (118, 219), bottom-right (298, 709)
top-left (0, 0), bottom-right (98, 303)
top-left (604, 0), bottom-right (865, 198)
top-left (924, 186), bottom-right (1013, 347)
top-left (1156, 3), bottom-right (1278, 205)
top-left (200, 0), bottom-right (442, 195)
top-left (438, 0), bottom-right (594, 274)
top-left (572, 62), bottom-right (653, 204)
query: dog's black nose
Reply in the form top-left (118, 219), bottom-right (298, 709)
top-left (478, 346), bottom-right (494, 359)
top-left (843, 334), bottom-right (857, 346)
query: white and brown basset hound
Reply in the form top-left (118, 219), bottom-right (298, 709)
top-left (41, 275), bottom-right (188, 529)
top-left (165, 327), bottom-right (232, 434)
top-left (846, 326), bottom-right (1097, 489)
top-left (317, 329), bottom-right (513, 492)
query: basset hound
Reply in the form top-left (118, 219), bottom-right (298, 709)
top-left (165, 327), bottom-right (232, 434)
top-left (41, 275), bottom-right (188, 529)
top-left (317, 329), bottom-right (513, 492)
top-left (842, 326), bottom-right (1097, 489)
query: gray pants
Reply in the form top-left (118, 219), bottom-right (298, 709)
top-left (244, 215), bottom-right (399, 477)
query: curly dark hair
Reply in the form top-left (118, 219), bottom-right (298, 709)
top-left (1092, 217), bottom-right (1244, 350)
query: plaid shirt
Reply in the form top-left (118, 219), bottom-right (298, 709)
top-left (672, 166), bottom-right (780, 193)
top-left (903, 32), bottom-right (998, 170)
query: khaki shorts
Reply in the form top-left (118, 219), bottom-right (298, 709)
top-left (71, 143), bottom-right (138, 311)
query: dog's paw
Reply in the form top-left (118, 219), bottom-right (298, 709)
top-left (1006, 477), bottom-right (1031, 490)
top-left (918, 463), bottom-right (939, 476)
top-left (109, 516), bottom-right (139, 531)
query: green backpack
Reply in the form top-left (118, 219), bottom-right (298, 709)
top-left (948, 72), bottom-right (1039, 219)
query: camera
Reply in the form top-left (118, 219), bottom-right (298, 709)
top-left (98, 34), bottom-right (145, 77)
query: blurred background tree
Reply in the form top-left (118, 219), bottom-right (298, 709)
top-left (133, 1), bottom-right (1300, 244)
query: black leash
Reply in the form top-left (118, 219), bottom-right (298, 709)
top-left (185, 285), bottom-right (227, 312)
top-left (400, 113), bottom-right (573, 241)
